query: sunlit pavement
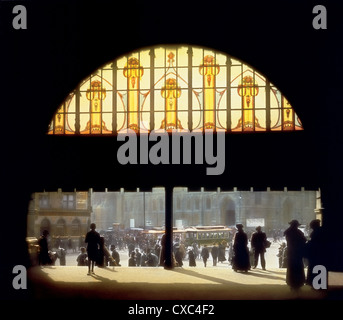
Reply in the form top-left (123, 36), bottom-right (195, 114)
top-left (28, 265), bottom-right (332, 301)
top-left (26, 242), bottom-right (343, 301)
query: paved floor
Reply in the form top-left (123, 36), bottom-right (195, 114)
top-left (22, 264), bottom-right (343, 319)
top-left (27, 265), bottom-right (339, 301)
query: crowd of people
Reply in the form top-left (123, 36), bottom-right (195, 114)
top-left (37, 218), bottom-right (325, 289)
top-left (228, 218), bottom-right (325, 289)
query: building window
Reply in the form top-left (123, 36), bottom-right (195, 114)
top-left (39, 195), bottom-right (49, 209)
top-left (48, 45), bottom-right (303, 135)
top-left (62, 194), bottom-right (75, 209)
top-left (76, 192), bottom-right (88, 210)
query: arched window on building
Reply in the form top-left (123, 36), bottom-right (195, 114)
top-left (71, 218), bottom-right (81, 236)
top-left (56, 218), bottom-right (67, 236)
top-left (40, 218), bottom-right (51, 236)
top-left (48, 45), bottom-right (303, 135)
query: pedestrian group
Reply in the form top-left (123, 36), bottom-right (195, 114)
top-left (38, 218), bottom-right (325, 289)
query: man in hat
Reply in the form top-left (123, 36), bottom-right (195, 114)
top-left (38, 230), bottom-right (52, 266)
top-left (250, 226), bottom-right (267, 270)
top-left (284, 219), bottom-right (307, 289)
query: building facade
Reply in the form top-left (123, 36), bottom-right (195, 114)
top-left (28, 187), bottom-right (320, 238)
top-left (27, 189), bottom-right (92, 238)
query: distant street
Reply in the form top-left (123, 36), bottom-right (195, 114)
top-left (60, 239), bottom-right (284, 270)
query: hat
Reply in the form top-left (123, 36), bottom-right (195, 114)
top-left (289, 219), bottom-right (300, 227)
top-left (236, 223), bottom-right (243, 229)
top-left (256, 226), bottom-right (262, 231)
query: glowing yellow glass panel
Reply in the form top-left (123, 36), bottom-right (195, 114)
top-left (48, 45), bottom-right (303, 135)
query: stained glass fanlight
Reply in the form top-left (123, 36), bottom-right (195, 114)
top-left (48, 45), bottom-right (303, 135)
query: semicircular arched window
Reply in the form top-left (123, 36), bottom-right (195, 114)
top-left (48, 45), bottom-right (303, 135)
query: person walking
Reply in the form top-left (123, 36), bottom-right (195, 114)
top-left (85, 223), bottom-right (101, 275)
top-left (211, 243), bottom-right (219, 266)
top-left (201, 245), bottom-right (210, 267)
top-left (232, 224), bottom-right (250, 272)
top-left (284, 219), bottom-right (307, 289)
top-left (250, 226), bottom-right (267, 270)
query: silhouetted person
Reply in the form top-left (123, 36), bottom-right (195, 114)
top-left (228, 242), bottom-right (233, 265)
top-left (211, 243), bottom-right (219, 266)
top-left (77, 247), bottom-right (88, 266)
top-left (306, 219), bottom-right (325, 286)
top-left (85, 223), bottom-right (101, 275)
top-left (146, 250), bottom-right (159, 267)
top-left (201, 245), bottom-right (210, 267)
top-left (128, 242), bottom-right (135, 256)
top-left (67, 236), bottom-right (73, 252)
top-left (277, 242), bottom-right (287, 268)
top-left (135, 249), bottom-right (142, 266)
top-left (38, 230), bottom-right (52, 266)
top-left (57, 245), bottom-right (66, 266)
top-left (284, 219), bottom-right (307, 289)
top-left (175, 246), bottom-right (183, 267)
top-left (218, 241), bottom-right (226, 263)
top-left (251, 226), bottom-right (267, 270)
top-left (188, 249), bottom-right (196, 267)
top-left (128, 251), bottom-right (136, 266)
top-left (232, 224), bottom-right (250, 272)
top-left (110, 245), bottom-right (121, 266)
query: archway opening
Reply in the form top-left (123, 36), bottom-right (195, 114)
top-left (28, 44), bottom-right (317, 271)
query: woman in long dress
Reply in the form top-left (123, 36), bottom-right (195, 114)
top-left (232, 224), bottom-right (250, 272)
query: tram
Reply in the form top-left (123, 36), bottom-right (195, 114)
top-left (141, 225), bottom-right (233, 247)
top-left (183, 225), bottom-right (233, 246)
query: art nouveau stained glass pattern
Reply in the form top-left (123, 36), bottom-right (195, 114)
top-left (48, 46), bottom-right (303, 135)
